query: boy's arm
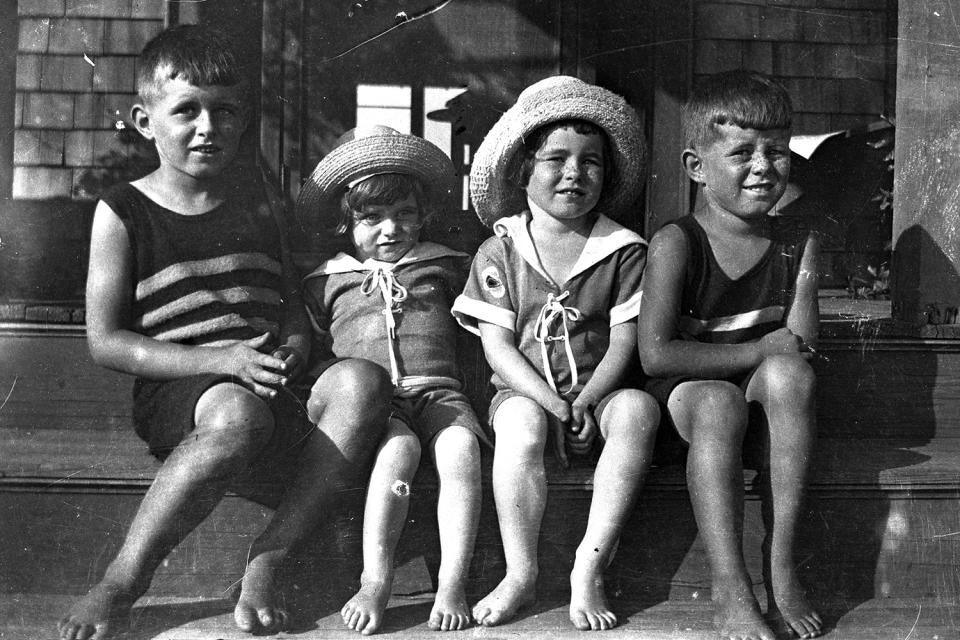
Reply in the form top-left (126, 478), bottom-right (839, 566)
top-left (477, 320), bottom-right (571, 467)
top-left (784, 232), bottom-right (820, 349)
top-left (567, 320), bottom-right (637, 454)
top-left (85, 201), bottom-right (288, 397)
top-left (638, 225), bottom-right (798, 379)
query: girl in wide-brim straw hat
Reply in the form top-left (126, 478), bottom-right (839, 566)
top-left (469, 75), bottom-right (647, 227)
top-left (295, 124), bottom-right (456, 229)
top-left (452, 75), bottom-right (659, 631)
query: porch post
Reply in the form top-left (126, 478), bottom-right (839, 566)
top-left (891, 2), bottom-right (960, 324)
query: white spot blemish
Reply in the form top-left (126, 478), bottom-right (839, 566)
top-left (83, 54), bottom-right (95, 67)
top-left (391, 480), bottom-right (409, 497)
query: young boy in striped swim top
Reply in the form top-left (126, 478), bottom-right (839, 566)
top-left (59, 24), bottom-right (390, 640)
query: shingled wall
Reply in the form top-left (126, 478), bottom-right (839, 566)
top-left (13, 0), bottom-right (164, 200)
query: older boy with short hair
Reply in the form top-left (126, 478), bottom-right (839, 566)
top-left (638, 70), bottom-right (822, 640)
top-left (58, 25), bottom-right (389, 640)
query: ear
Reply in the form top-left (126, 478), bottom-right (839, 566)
top-left (682, 148), bottom-right (705, 184)
top-left (130, 103), bottom-right (154, 141)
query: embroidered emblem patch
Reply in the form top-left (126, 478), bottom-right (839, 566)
top-left (481, 266), bottom-right (506, 299)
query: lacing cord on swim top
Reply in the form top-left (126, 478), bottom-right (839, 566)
top-left (360, 266), bottom-right (408, 386)
top-left (534, 290), bottom-right (581, 395)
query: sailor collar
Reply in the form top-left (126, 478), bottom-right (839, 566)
top-left (304, 241), bottom-right (468, 280)
top-left (491, 210), bottom-right (646, 285)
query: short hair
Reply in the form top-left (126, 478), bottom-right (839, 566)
top-left (683, 71), bottom-right (792, 149)
top-left (136, 24), bottom-right (245, 104)
top-left (516, 119), bottom-right (612, 189)
top-left (335, 173), bottom-right (429, 235)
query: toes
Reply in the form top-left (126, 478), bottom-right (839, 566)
top-left (570, 612), bottom-right (590, 631)
top-left (360, 613), bottom-right (379, 635)
top-left (438, 613), bottom-right (451, 631)
top-left (57, 620), bottom-right (76, 640)
top-left (472, 606), bottom-right (489, 626)
top-left (257, 607), bottom-right (290, 632)
top-left (234, 604), bottom-right (259, 632)
top-left (427, 612), bottom-right (442, 630)
top-left (348, 611), bottom-right (365, 631)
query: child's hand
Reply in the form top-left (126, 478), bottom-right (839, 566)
top-left (545, 397), bottom-right (571, 468)
top-left (758, 328), bottom-right (812, 360)
top-left (567, 399), bottom-right (598, 455)
top-left (271, 344), bottom-right (306, 382)
top-left (221, 332), bottom-right (287, 399)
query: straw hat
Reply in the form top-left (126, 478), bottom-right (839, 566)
top-left (469, 76), bottom-right (646, 227)
top-left (295, 125), bottom-right (456, 227)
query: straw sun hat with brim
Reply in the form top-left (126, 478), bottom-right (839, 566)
top-left (295, 124), bottom-right (456, 228)
top-left (469, 75), bottom-right (647, 228)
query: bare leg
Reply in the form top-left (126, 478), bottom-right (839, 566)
top-left (428, 426), bottom-right (481, 631)
top-left (59, 383), bottom-right (275, 640)
top-left (747, 356), bottom-right (822, 639)
top-left (569, 390), bottom-right (659, 631)
top-left (670, 381), bottom-right (776, 640)
top-left (236, 360), bottom-right (391, 634)
top-left (341, 418), bottom-right (421, 635)
top-left (473, 396), bottom-right (547, 627)
top-left (472, 396), bottom-right (545, 627)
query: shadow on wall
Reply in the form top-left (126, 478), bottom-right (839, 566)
top-left (893, 224), bottom-right (960, 325)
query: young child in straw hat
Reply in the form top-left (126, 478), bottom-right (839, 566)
top-left (452, 76), bottom-right (660, 630)
top-left (296, 125), bottom-right (488, 634)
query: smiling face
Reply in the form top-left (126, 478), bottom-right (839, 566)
top-left (687, 123), bottom-right (791, 221)
top-left (349, 193), bottom-right (422, 262)
top-left (524, 126), bottom-right (605, 221)
top-left (133, 75), bottom-right (248, 182)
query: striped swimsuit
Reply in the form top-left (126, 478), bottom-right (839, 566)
top-left (103, 183), bottom-right (284, 349)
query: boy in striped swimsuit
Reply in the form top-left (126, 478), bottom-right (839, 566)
top-left (638, 71), bottom-right (822, 640)
top-left (59, 25), bottom-right (390, 640)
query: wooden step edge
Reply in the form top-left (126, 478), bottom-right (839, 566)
top-left (5, 472), bottom-right (960, 497)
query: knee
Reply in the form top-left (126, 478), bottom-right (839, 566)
top-left (602, 390), bottom-right (660, 443)
top-left (433, 428), bottom-right (481, 479)
top-left (492, 399), bottom-right (547, 457)
top-left (194, 384), bottom-right (274, 459)
top-left (758, 355), bottom-right (816, 401)
top-left (307, 358), bottom-right (392, 425)
top-left (688, 382), bottom-right (748, 440)
top-left (387, 426), bottom-right (423, 470)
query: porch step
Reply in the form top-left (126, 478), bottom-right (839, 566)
top-left (2, 328), bottom-right (960, 635)
top-left (2, 592), bottom-right (956, 639)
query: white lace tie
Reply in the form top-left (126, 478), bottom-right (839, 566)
top-left (533, 291), bottom-right (581, 395)
top-left (360, 266), bottom-right (408, 386)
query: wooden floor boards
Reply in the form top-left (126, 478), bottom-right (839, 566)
top-left (3, 592), bottom-right (956, 640)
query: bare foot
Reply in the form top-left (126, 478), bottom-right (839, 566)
top-left (569, 564), bottom-right (617, 630)
top-left (427, 582), bottom-right (472, 631)
top-left (471, 574), bottom-right (536, 627)
top-left (341, 575), bottom-right (393, 635)
top-left (714, 583), bottom-right (776, 640)
top-left (234, 553), bottom-right (290, 634)
top-left (770, 574), bottom-right (822, 638)
top-left (57, 582), bottom-right (138, 640)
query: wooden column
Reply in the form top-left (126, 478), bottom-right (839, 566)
top-left (892, 2), bottom-right (960, 324)
top-left (646, 1), bottom-right (692, 237)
